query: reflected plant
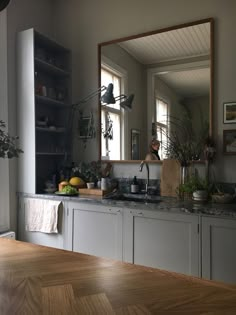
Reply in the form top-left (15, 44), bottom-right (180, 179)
top-left (161, 108), bottom-right (209, 166)
top-left (102, 113), bottom-right (113, 140)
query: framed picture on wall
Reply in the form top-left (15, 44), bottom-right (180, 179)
top-left (223, 102), bottom-right (236, 124)
top-left (131, 129), bottom-right (140, 160)
top-left (78, 115), bottom-right (93, 139)
top-left (223, 129), bottom-right (236, 154)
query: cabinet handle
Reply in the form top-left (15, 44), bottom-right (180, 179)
top-left (138, 212), bottom-right (143, 216)
top-left (117, 209), bottom-right (121, 213)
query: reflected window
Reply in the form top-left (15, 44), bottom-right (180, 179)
top-left (101, 67), bottom-right (122, 160)
top-left (155, 98), bottom-right (168, 159)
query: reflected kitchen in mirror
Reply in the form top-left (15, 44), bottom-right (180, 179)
top-left (98, 18), bottom-right (213, 162)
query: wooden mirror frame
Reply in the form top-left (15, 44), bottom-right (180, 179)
top-left (98, 18), bottom-right (214, 163)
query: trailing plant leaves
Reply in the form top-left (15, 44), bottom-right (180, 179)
top-left (0, 120), bottom-right (23, 159)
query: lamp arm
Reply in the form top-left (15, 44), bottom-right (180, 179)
top-left (114, 94), bottom-right (127, 102)
top-left (72, 85), bottom-right (107, 109)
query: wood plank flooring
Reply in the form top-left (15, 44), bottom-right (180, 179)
top-left (1, 239), bottom-right (236, 314)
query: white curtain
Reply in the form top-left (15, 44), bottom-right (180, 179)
top-left (0, 10), bottom-right (10, 232)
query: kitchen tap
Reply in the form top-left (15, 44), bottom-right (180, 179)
top-left (139, 160), bottom-right (149, 196)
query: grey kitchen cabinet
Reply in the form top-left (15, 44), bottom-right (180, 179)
top-left (201, 216), bottom-right (236, 284)
top-left (17, 28), bottom-right (71, 194)
top-left (68, 202), bottom-right (123, 260)
top-left (17, 196), bottom-right (70, 250)
top-left (123, 208), bottom-right (200, 276)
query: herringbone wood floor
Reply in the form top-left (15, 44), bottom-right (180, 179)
top-left (1, 239), bottom-right (236, 314)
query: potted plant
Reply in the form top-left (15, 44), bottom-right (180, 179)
top-left (0, 120), bottom-right (23, 158)
top-left (177, 173), bottom-right (209, 201)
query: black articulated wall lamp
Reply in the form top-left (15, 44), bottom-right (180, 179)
top-left (69, 83), bottom-right (134, 147)
top-left (0, 0), bottom-right (11, 11)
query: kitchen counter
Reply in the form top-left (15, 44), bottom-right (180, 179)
top-left (18, 192), bottom-right (236, 219)
top-left (1, 238), bottom-right (236, 314)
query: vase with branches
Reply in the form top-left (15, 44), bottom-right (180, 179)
top-left (159, 106), bottom-right (210, 190)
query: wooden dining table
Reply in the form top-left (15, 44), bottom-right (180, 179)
top-left (1, 238), bottom-right (236, 314)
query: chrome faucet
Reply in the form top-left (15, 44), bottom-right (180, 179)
top-left (139, 160), bottom-right (149, 196)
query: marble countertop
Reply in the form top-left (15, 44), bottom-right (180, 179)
top-left (18, 192), bottom-right (236, 219)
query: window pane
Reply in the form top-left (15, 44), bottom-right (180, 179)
top-left (101, 68), bottom-right (120, 110)
top-left (156, 99), bottom-right (168, 124)
top-left (101, 111), bottom-right (120, 160)
top-left (156, 98), bottom-right (169, 159)
top-left (101, 110), bottom-right (107, 157)
top-left (108, 112), bottom-right (120, 160)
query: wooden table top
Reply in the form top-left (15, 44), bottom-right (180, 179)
top-left (1, 239), bottom-right (236, 314)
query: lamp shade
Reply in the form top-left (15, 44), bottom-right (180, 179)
top-left (0, 0), bottom-right (10, 11)
top-left (101, 83), bottom-right (116, 104)
top-left (120, 94), bottom-right (134, 112)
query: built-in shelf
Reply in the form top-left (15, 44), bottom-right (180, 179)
top-left (35, 95), bottom-right (70, 107)
top-left (17, 28), bottom-right (71, 194)
top-left (34, 57), bottom-right (70, 77)
top-left (36, 152), bottom-right (66, 156)
top-left (36, 127), bottom-right (66, 133)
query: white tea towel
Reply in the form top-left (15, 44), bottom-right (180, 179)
top-left (25, 199), bottom-right (62, 233)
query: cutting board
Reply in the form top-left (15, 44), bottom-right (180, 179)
top-left (160, 159), bottom-right (180, 197)
top-left (79, 188), bottom-right (107, 196)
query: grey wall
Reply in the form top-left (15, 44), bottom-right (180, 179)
top-left (4, 0), bottom-right (236, 231)
top-left (7, 0), bottom-right (54, 231)
top-left (53, 0), bottom-right (236, 183)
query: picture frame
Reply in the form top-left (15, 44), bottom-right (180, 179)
top-left (223, 129), bottom-right (236, 154)
top-left (223, 102), bottom-right (236, 124)
top-left (131, 129), bottom-right (140, 160)
top-left (78, 115), bottom-right (93, 139)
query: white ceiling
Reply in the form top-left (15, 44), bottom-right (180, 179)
top-left (119, 22), bottom-right (210, 97)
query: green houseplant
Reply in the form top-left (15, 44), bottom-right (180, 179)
top-left (0, 120), bottom-right (23, 158)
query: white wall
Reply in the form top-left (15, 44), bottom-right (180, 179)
top-left (6, 0), bottom-right (54, 231)
top-left (53, 0), bottom-right (236, 182)
top-left (0, 10), bottom-right (10, 232)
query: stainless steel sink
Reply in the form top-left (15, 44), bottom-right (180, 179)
top-left (104, 192), bottom-right (162, 204)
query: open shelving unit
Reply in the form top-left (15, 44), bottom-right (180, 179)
top-left (17, 28), bottom-right (72, 193)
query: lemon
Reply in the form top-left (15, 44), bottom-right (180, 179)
top-left (69, 177), bottom-right (85, 187)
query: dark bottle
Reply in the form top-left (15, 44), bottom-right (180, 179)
top-left (131, 176), bottom-right (139, 193)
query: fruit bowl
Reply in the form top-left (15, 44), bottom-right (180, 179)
top-left (211, 193), bottom-right (235, 204)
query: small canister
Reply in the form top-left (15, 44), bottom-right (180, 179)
top-left (101, 178), bottom-right (108, 191)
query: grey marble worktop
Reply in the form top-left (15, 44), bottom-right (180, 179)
top-left (18, 192), bottom-right (236, 219)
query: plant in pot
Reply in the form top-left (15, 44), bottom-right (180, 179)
top-left (0, 120), bottom-right (23, 158)
top-left (177, 173), bottom-right (209, 201)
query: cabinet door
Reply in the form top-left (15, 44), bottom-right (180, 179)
top-left (69, 202), bottom-right (123, 260)
top-left (123, 209), bottom-right (200, 276)
top-left (202, 216), bottom-right (236, 284)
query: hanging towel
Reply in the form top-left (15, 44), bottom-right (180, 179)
top-left (25, 199), bottom-right (62, 233)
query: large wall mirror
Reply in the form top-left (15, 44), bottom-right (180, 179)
top-left (98, 18), bottom-right (213, 162)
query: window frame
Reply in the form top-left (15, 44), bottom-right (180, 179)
top-left (155, 97), bottom-right (169, 160)
top-left (101, 56), bottom-right (128, 160)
